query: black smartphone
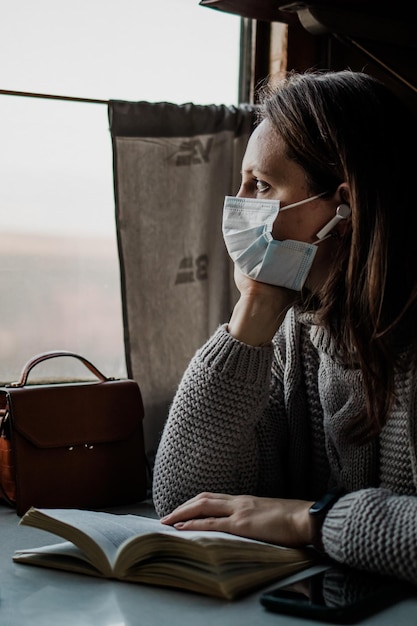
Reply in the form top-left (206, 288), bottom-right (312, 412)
top-left (260, 566), bottom-right (413, 623)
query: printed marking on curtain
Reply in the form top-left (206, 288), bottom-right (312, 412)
top-left (170, 139), bottom-right (213, 166)
top-left (175, 255), bottom-right (209, 284)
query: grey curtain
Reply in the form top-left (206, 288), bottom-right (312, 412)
top-left (109, 100), bottom-right (255, 470)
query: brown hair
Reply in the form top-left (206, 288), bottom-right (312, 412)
top-left (259, 70), bottom-right (417, 441)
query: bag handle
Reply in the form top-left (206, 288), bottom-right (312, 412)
top-left (9, 351), bottom-right (110, 387)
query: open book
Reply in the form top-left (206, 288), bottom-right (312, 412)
top-left (13, 507), bottom-right (315, 600)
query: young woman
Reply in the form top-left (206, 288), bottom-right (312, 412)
top-left (152, 70), bottom-right (417, 585)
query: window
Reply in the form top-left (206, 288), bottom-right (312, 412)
top-left (0, 0), bottom-right (240, 382)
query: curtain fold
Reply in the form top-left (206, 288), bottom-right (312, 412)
top-left (109, 100), bottom-right (255, 469)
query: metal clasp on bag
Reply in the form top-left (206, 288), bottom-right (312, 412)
top-left (68, 443), bottom-right (94, 451)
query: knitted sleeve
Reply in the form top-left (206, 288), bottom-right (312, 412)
top-left (152, 324), bottom-right (287, 517)
top-left (323, 488), bottom-right (417, 585)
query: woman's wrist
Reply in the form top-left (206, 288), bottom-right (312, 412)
top-left (228, 292), bottom-right (295, 346)
top-left (291, 501), bottom-right (315, 546)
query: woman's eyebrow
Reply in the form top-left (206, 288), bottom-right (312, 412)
top-left (241, 166), bottom-right (270, 177)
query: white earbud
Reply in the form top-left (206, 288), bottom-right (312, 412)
top-left (316, 204), bottom-right (351, 240)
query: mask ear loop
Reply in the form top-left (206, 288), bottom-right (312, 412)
top-left (314, 204), bottom-right (351, 243)
top-left (279, 191), bottom-right (328, 212)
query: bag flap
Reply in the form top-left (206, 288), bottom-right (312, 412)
top-left (3, 380), bottom-right (144, 448)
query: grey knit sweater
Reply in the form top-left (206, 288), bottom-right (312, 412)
top-left (152, 307), bottom-right (417, 585)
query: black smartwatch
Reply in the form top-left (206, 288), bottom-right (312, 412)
top-left (309, 487), bottom-right (345, 551)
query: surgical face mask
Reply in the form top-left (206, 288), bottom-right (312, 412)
top-left (222, 193), bottom-right (326, 291)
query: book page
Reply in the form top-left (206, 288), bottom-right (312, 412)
top-left (13, 541), bottom-right (106, 576)
top-left (19, 509), bottom-right (167, 573)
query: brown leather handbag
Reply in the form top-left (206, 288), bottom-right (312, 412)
top-left (0, 351), bottom-right (148, 515)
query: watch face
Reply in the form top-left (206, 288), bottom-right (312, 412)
top-left (310, 489), bottom-right (344, 516)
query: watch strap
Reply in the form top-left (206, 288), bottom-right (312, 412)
top-left (309, 487), bottom-right (345, 551)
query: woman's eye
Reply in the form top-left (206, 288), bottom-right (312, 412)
top-left (255, 179), bottom-right (270, 193)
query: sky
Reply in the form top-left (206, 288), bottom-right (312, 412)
top-left (0, 0), bottom-right (241, 237)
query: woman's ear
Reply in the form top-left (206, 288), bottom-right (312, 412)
top-left (336, 183), bottom-right (351, 207)
top-left (315, 184), bottom-right (353, 241)
top-left (334, 183), bottom-right (352, 238)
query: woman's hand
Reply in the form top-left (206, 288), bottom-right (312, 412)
top-left (160, 492), bottom-right (314, 547)
top-left (233, 265), bottom-right (298, 301)
top-left (228, 267), bottom-right (300, 346)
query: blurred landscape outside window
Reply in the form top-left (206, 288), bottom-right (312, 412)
top-left (0, 0), bottom-right (240, 382)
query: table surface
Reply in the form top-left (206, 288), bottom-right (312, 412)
top-left (1, 500), bottom-right (417, 626)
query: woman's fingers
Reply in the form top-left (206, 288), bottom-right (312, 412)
top-left (160, 492), bottom-right (232, 525)
top-left (173, 516), bottom-right (232, 532)
top-left (160, 492), bottom-right (314, 546)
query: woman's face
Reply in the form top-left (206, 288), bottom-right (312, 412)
top-left (237, 119), bottom-right (343, 290)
